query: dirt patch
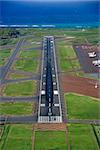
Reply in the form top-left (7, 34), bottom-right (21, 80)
top-left (34, 123), bottom-right (66, 131)
top-left (60, 73), bottom-right (100, 99)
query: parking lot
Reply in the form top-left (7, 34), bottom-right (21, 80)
top-left (74, 45), bottom-right (100, 73)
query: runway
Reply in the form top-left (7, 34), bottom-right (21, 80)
top-left (38, 36), bottom-right (62, 123)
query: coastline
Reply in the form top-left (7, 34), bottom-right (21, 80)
top-left (0, 23), bottom-right (100, 29)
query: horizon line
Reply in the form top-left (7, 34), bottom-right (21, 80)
top-left (1, 0), bottom-right (98, 2)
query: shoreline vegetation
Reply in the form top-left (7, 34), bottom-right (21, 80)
top-left (0, 27), bottom-right (99, 46)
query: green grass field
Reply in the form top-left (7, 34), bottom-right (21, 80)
top-left (35, 131), bottom-right (67, 150)
top-left (25, 37), bottom-right (41, 43)
top-left (3, 81), bottom-right (36, 96)
top-left (0, 49), bottom-right (12, 66)
top-left (0, 102), bottom-right (34, 116)
top-left (1, 28), bottom-right (99, 46)
top-left (57, 40), bottom-right (73, 46)
top-left (13, 59), bottom-right (39, 73)
top-left (9, 73), bottom-right (26, 79)
top-left (21, 41), bottom-right (41, 50)
top-left (68, 124), bottom-right (99, 150)
top-left (93, 125), bottom-right (100, 145)
top-left (33, 28), bottom-right (98, 44)
top-left (0, 37), bottom-right (19, 46)
top-left (19, 50), bottom-right (41, 58)
top-left (65, 93), bottom-right (100, 119)
top-left (0, 125), bottom-right (32, 150)
top-left (58, 45), bottom-right (76, 57)
top-left (57, 44), bottom-right (81, 72)
top-left (0, 125), bottom-right (10, 150)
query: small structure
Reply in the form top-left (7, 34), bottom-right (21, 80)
top-left (88, 52), bottom-right (96, 58)
top-left (92, 60), bottom-right (100, 67)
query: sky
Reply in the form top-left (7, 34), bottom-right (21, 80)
top-left (1, 0), bottom-right (98, 1)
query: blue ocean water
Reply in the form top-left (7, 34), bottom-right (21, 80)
top-left (0, 1), bottom-right (100, 28)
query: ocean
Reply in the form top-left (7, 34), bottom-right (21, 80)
top-left (0, 0), bottom-right (100, 28)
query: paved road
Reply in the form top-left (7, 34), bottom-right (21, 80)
top-left (0, 115), bottom-right (37, 124)
top-left (15, 57), bottom-right (42, 61)
top-left (0, 66), bottom-right (6, 77)
top-left (2, 75), bottom-right (40, 84)
top-left (0, 39), bottom-right (24, 82)
top-left (0, 116), bottom-right (99, 125)
top-left (23, 47), bottom-right (42, 51)
top-left (0, 96), bottom-right (39, 102)
top-left (9, 69), bottom-right (34, 76)
top-left (67, 119), bottom-right (100, 125)
top-left (0, 44), bottom-right (15, 49)
top-left (38, 36), bottom-right (62, 123)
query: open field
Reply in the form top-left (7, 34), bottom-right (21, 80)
top-left (19, 28), bottom-right (99, 44)
top-left (57, 42), bottom-right (82, 75)
top-left (61, 74), bottom-right (99, 98)
top-left (65, 93), bottom-right (100, 119)
top-left (21, 43), bottom-right (41, 50)
top-left (1, 28), bottom-right (99, 46)
top-left (35, 131), bottom-right (67, 150)
top-left (93, 125), bottom-right (100, 146)
top-left (25, 37), bottom-right (41, 42)
top-left (19, 50), bottom-right (41, 58)
top-left (57, 44), bottom-right (76, 58)
top-left (9, 73), bottom-right (27, 79)
top-left (13, 59), bottom-right (39, 73)
top-left (0, 125), bottom-right (9, 150)
top-left (0, 37), bottom-right (19, 46)
top-left (3, 81), bottom-right (36, 96)
top-left (68, 124), bottom-right (99, 150)
top-left (0, 48), bottom-right (12, 66)
top-left (0, 102), bottom-right (34, 116)
top-left (0, 124), bottom-right (32, 150)
top-left (21, 39), bottom-right (41, 50)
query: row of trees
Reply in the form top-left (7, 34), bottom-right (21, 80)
top-left (0, 28), bottom-right (20, 39)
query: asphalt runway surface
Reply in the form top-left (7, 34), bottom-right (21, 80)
top-left (38, 36), bottom-right (62, 123)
